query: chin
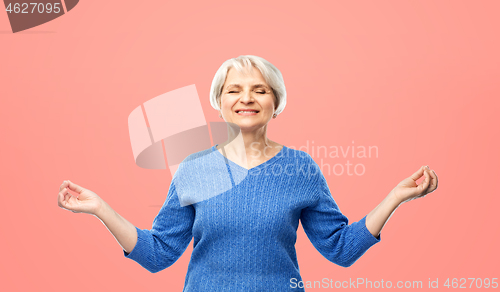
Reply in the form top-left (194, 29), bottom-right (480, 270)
top-left (236, 123), bottom-right (265, 132)
top-left (226, 117), bottom-right (268, 129)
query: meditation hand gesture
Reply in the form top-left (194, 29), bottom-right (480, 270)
top-left (57, 180), bottom-right (104, 216)
top-left (391, 166), bottom-right (438, 204)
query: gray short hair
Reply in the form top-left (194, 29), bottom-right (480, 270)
top-left (209, 55), bottom-right (287, 116)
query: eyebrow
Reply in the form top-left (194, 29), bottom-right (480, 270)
top-left (225, 84), bottom-right (270, 90)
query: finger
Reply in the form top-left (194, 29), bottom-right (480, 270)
top-left (67, 180), bottom-right (85, 195)
top-left (432, 170), bottom-right (438, 189)
top-left (58, 188), bottom-right (70, 208)
top-left (59, 192), bottom-right (77, 212)
top-left (58, 191), bottom-right (65, 208)
top-left (410, 165), bottom-right (426, 181)
top-left (427, 169), bottom-right (438, 193)
top-left (424, 170), bottom-right (431, 190)
top-left (61, 188), bottom-right (70, 202)
top-left (60, 180), bottom-right (68, 192)
top-left (58, 193), bottom-right (69, 210)
top-left (418, 170), bottom-right (431, 193)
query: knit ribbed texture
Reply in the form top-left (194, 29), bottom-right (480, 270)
top-left (124, 145), bottom-right (381, 291)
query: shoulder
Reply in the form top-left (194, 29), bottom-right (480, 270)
top-left (172, 146), bottom-right (217, 181)
top-left (171, 146), bottom-right (229, 206)
top-left (282, 146), bottom-right (317, 165)
top-left (284, 147), bottom-right (331, 194)
top-left (184, 146), bottom-right (213, 161)
top-left (276, 146), bottom-right (322, 181)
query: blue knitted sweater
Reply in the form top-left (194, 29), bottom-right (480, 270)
top-left (124, 144), bottom-right (381, 291)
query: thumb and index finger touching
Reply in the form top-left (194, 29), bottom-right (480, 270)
top-left (410, 165), bottom-right (431, 192)
top-left (58, 180), bottom-right (86, 210)
top-left (60, 180), bottom-right (85, 195)
top-left (410, 165), bottom-right (427, 181)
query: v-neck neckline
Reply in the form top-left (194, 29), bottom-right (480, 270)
top-left (211, 144), bottom-right (287, 173)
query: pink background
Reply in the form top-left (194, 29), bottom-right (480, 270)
top-left (1, 1), bottom-right (499, 291)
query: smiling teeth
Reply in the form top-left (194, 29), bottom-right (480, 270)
top-left (238, 111), bottom-right (258, 113)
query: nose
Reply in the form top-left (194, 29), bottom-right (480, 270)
top-left (239, 90), bottom-right (255, 104)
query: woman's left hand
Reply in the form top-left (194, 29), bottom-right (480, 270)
top-left (391, 165), bottom-right (439, 204)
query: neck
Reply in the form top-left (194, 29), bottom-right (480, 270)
top-left (218, 123), bottom-right (279, 163)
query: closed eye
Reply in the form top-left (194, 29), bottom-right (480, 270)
top-left (228, 91), bottom-right (266, 94)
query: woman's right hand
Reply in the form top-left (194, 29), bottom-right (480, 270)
top-left (58, 180), bottom-right (104, 216)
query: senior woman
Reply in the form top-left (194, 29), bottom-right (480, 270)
top-left (57, 55), bottom-right (438, 291)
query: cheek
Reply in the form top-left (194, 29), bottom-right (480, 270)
top-left (221, 102), bottom-right (231, 111)
top-left (263, 99), bottom-right (276, 110)
top-left (220, 95), bottom-right (239, 111)
top-left (219, 97), bottom-right (228, 109)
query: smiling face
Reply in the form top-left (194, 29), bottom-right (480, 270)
top-left (219, 66), bottom-right (277, 133)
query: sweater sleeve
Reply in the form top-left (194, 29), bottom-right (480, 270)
top-left (123, 181), bottom-right (194, 273)
top-left (300, 168), bottom-right (380, 268)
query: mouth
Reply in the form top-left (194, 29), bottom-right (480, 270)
top-left (235, 110), bottom-right (259, 116)
top-left (235, 110), bottom-right (259, 113)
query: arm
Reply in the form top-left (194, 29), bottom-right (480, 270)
top-left (300, 173), bottom-right (381, 268)
top-left (95, 201), bottom-right (138, 255)
top-left (101, 183), bottom-right (194, 273)
top-left (364, 193), bottom-right (401, 239)
top-left (58, 180), bottom-right (138, 254)
top-left (58, 179), bottom-right (194, 273)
